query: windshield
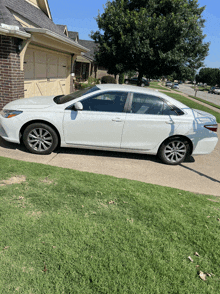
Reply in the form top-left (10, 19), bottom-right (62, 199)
top-left (54, 86), bottom-right (100, 104)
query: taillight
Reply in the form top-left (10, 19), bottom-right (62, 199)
top-left (204, 124), bottom-right (218, 132)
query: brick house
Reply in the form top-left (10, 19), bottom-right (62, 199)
top-left (0, 0), bottom-right (88, 110)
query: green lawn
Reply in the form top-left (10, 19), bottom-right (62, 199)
top-left (162, 92), bottom-right (220, 123)
top-left (191, 86), bottom-right (210, 92)
top-left (1, 157), bottom-right (220, 293)
top-left (188, 95), bottom-right (220, 110)
top-left (149, 82), bottom-right (171, 91)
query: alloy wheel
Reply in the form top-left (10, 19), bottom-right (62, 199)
top-left (27, 127), bottom-right (53, 152)
top-left (164, 140), bottom-right (187, 163)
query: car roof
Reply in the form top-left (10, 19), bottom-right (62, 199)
top-left (96, 84), bottom-right (187, 109)
top-left (97, 83), bottom-right (155, 94)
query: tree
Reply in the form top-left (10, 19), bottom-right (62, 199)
top-left (91, 0), bottom-right (209, 85)
top-left (196, 68), bottom-right (220, 86)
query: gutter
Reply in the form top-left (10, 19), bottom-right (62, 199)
top-left (25, 28), bottom-right (89, 53)
top-left (0, 24), bottom-right (31, 39)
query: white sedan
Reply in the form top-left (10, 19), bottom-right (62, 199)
top-left (0, 84), bottom-right (218, 165)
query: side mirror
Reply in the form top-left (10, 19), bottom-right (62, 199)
top-left (73, 101), bottom-right (83, 111)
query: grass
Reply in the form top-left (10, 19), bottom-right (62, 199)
top-left (162, 92), bottom-right (220, 123)
top-left (1, 157), bottom-right (220, 293)
top-left (188, 95), bottom-right (220, 110)
top-left (191, 86), bottom-right (210, 92)
top-left (149, 82), bottom-right (171, 91)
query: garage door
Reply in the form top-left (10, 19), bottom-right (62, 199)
top-left (24, 47), bottom-right (69, 98)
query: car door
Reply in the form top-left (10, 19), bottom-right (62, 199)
top-left (120, 92), bottom-right (181, 151)
top-left (63, 91), bottom-right (128, 148)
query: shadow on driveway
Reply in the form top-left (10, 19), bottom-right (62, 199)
top-left (0, 136), bottom-right (194, 165)
top-left (180, 164), bottom-right (220, 184)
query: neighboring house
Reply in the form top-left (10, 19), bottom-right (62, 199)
top-left (68, 31), bottom-right (79, 43)
top-left (68, 35), bottom-right (109, 81)
top-left (0, 0), bottom-right (88, 109)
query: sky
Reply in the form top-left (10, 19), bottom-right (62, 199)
top-left (48, 0), bottom-right (220, 69)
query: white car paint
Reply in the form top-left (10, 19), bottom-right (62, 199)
top-left (0, 84), bottom-right (218, 161)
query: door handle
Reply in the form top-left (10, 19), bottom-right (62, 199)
top-left (112, 118), bottom-right (123, 122)
top-left (165, 121), bottom-right (175, 124)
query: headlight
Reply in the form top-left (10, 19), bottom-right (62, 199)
top-left (0, 110), bottom-right (23, 118)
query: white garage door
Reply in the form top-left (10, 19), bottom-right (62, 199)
top-left (24, 47), bottom-right (69, 98)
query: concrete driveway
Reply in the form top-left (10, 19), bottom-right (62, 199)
top-left (0, 127), bottom-right (220, 196)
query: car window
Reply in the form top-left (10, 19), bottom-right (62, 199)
top-left (54, 86), bottom-right (99, 104)
top-left (131, 93), bottom-right (182, 115)
top-left (81, 91), bottom-right (128, 113)
top-left (131, 93), bottom-right (164, 115)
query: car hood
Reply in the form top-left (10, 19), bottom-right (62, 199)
top-left (3, 96), bottom-right (56, 110)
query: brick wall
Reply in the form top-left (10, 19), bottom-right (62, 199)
top-left (0, 35), bottom-right (24, 110)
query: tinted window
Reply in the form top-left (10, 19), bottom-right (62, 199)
top-left (81, 92), bottom-right (128, 113)
top-left (131, 93), bottom-right (183, 115)
top-left (54, 86), bottom-right (99, 104)
top-left (131, 93), bottom-right (164, 115)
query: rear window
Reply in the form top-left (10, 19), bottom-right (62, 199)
top-left (54, 86), bottom-right (99, 104)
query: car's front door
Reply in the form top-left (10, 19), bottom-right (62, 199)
top-left (121, 93), bottom-right (181, 150)
top-left (63, 91), bottom-right (128, 148)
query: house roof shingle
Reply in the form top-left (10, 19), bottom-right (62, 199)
top-left (0, 0), bottom-right (25, 31)
top-left (1, 0), bottom-right (69, 39)
top-left (57, 24), bottom-right (67, 34)
top-left (78, 39), bottom-right (97, 61)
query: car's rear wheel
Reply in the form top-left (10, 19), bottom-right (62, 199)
top-left (141, 83), bottom-right (145, 87)
top-left (23, 123), bottom-right (58, 155)
top-left (158, 137), bottom-right (189, 165)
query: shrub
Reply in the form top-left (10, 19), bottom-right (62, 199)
top-left (88, 76), bottom-right (100, 85)
top-left (101, 75), bottom-right (116, 84)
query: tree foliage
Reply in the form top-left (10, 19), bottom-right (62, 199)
top-left (196, 68), bottom-right (220, 86)
top-left (91, 0), bottom-right (209, 84)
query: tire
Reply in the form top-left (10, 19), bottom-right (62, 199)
top-left (125, 80), bottom-right (129, 84)
top-left (141, 83), bottom-right (145, 87)
top-left (23, 123), bottom-right (58, 155)
top-left (158, 137), bottom-right (189, 165)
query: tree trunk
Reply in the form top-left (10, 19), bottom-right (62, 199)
top-left (137, 72), bottom-right (143, 86)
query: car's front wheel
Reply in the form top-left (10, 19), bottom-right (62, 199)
top-left (23, 123), bottom-right (58, 155)
top-left (158, 137), bottom-right (189, 165)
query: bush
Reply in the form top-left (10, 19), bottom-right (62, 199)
top-left (88, 76), bottom-right (100, 85)
top-left (101, 75), bottom-right (116, 84)
top-left (119, 73), bottom-right (124, 84)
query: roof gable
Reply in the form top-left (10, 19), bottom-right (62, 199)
top-left (25, 0), bottom-right (51, 19)
top-left (68, 31), bottom-right (79, 43)
top-left (3, 0), bottom-right (65, 38)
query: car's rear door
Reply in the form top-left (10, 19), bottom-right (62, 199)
top-left (120, 92), bottom-right (181, 151)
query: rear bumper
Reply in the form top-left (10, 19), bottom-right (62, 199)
top-left (192, 136), bottom-right (218, 155)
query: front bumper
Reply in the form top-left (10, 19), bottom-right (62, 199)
top-left (0, 115), bottom-right (21, 143)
